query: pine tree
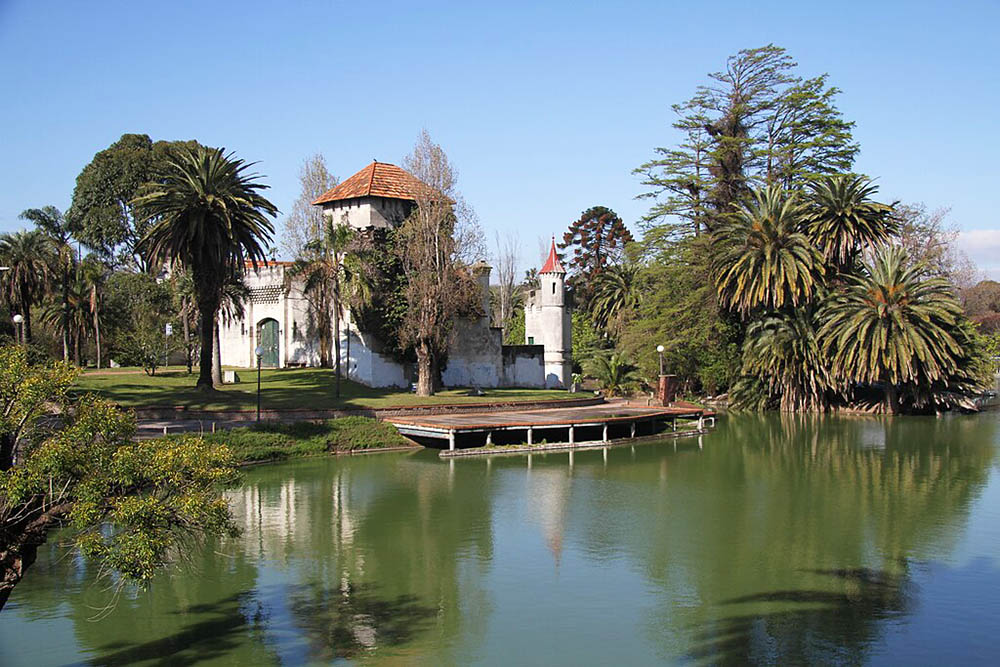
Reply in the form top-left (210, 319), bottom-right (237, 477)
top-left (559, 205), bottom-right (633, 308)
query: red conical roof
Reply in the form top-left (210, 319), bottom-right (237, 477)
top-left (540, 238), bottom-right (566, 274)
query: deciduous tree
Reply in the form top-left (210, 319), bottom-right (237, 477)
top-left (396, 131), bottom-right (483, 396)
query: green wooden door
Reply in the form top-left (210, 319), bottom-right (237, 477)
top-left (258, 319), bottom-right (279, 367)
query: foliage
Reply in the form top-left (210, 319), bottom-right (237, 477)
top-left (282, 153), bottom-right (338, 258)
top-left (135, 145), bottom-right (277, 390)
top-left (0, 347), bottom-right (240, 610)
top-left (353, 227), bottom-right (412, 362)
top-left (504, 305), bottom-right (525, 346)
top-left (559, 206), bottom-right (634, 307)
top-left (619, 235), bottom-right (741, 395)
top-left (712, 186), bottom-right (824, 316)
top-left (571, 310), bottom-right (604, 373)
top-left (396, 131), bottom-right (483, 395)
top-left (819, 246), bottom-right (980, 412)
top-left (803, 175), bottom-right (897, 273)
top-left (195, 417), bottom-right (410, 463)
top-left (735, 309), bottom-right (837, 412)
top-left (104, 271), bottom-right (173, 370)
top-left (583, 351), bottom-right (641, 397)
top-left (590, 259), bottom-right (642, 337)
top-left (635, 44), bottom-right (857, 238)
top-left (0, 229), bottom-right (56, 343)
top-left (891, 203), bottom-right (980, 289)
top-left (67, 134), bottom-right (201, 269)
top-left (19, 206), bottom-right (75, 360)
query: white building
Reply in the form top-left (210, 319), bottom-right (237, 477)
top-left (524, 240), bottom-right (573, 388)
top-left (218, 160), bottom-right (571, 389)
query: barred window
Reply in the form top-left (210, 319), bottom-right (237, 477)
top-left (249, 285), bottom-right (282, 304)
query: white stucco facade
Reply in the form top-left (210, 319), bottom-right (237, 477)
top-left (217, 161), bottom-right (569, 390)
top-left (524, 245), bottom-right (573, 389)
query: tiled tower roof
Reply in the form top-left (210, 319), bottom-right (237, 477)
top-left (540, 238), bottom-right (566, 274)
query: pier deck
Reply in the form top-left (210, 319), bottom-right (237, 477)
top-left (389, 402), bottom-right (715, 451)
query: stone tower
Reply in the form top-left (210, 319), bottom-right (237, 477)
top-left (524, 239), bottom-right (572, 388)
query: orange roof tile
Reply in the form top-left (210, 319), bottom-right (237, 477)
top-left (540, 238), bottom-right (566, 274)
top-left (312, 161), bottom-right (441, 205)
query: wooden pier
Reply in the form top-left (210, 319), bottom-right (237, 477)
top-left (388, 402), bottom-right (715, 453)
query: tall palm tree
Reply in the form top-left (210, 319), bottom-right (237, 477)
top-left (20, 206), bottom-right (76, 360)
top-left (290, 218), bottom-right (356, 396)
top-left (819, 246), bottom-right (967, 414)
top-left (804, 175), bottom-right (896, 273)
top-left (591, 262), bottom-right (642, 337)
top-left (738, 309), bottom-right (838, 412)
top-left (80, 257), bottom-right (107, 369)
top-left (712, 186), bottom-right (824, 315)
top-left (135, 146), bottom-right (276, 390)
top-left (0, 230), bottom-right (55, 343)
top-left (341, 245), bottom-right (373, 383)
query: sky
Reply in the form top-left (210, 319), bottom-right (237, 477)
top-left (1, 0), bottom-right (998, 277)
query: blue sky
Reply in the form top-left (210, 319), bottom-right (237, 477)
top-left (1, 0), bottom-right (998, 275)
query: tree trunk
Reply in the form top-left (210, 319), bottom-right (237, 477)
top-left (212, 321), bottom-right (223, 386)
top-left (333, 284), bottom-right (341, 398)
top-left (61, 271), bottom-right (69, 362)
top-left (0, 502), bottom-right (72, 613)
top-left (884, 384), bottom-right (901, 415)
top-left (93, 297), bottom-right (102, 370)
top-left (182, 298), bottom-right (192, 374)
top-left (0, 433), bottom-right (15, 472)
top-left (416, 341), bottom-right (434, 396)
top-left (345, 317), bottom-right (351, 383)
top-left (196, 297), bottom-right (219, 390)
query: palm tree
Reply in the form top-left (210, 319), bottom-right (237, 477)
top-left (341, 245), bottom-right (373, 383)
top-left (712, 186), bottom-right (824, 315)
top-left (20, 206), bottom-right (76, 360)
top-left (290, 218), bottom-right (356, 396)
top-left (819, 246), bottom-right (967, 414)
top-left (135, 146), bottom-right (276, 390)
top-left (591, 262), bottom-right (642, 337)
top-left (80, 258), bottom-right (106, 368)
top-left (584, 351), bottom-right (641, 397)
top-left (737, 309), bottom-right (838, 412)
top-left (804, 175), bottom-right (896, 273)
top-left (0, 230), bottom-right (55, 343)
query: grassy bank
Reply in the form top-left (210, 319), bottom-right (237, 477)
top-left (76, 366), bottom-right (570, 411)
top-left (192, 417), bottom-right (415, 463)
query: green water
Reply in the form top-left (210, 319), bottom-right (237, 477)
top-left (2, 412), bottom-right (1000, 665)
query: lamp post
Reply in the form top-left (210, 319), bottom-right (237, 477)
top-left (255, 346), bottom-right (263, 422)
top-left (656, 344), bottom-right (665, 376)
top-left (12, 314), bottom-right (23, 346)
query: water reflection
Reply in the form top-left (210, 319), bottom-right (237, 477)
top-left (0, 414), bottom-right (997, 664)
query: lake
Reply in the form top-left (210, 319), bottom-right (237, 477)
top-left (2, 411), bottom-right (999, 665)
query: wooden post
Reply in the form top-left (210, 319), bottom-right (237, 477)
top-left (569, 425), bottom-right (575, 444)
top-left (602, 423), bottom-right (608, 443)
top-left (486, 431), bottom-right (493, 446)
top-left (448, 431), bottom-right (456, 451)
top-left (527, 427), bottom-right (533, 445)
top-left (630, 421), bottom-right (636, 438)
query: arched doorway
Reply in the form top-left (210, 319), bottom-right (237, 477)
top-left (257, 318), bottom-right (280, 367)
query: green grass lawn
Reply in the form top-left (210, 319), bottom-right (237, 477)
top-left (75, 366), bottom-right (571, 411)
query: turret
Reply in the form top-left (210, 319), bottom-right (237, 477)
top-left (525, 239), bottom-right (573, 388)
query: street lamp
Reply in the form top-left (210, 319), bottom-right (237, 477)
top-left (656, 344), bottom-right (665, 376)
top-left (255, 346), bottom-right (264, 422)
top-left (12, 314), bottom-right (23, 346)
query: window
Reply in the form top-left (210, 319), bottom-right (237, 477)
top-left (551, 282), bottom-right (556, 294)
top-left (528, 337), bottom-right (534, 345)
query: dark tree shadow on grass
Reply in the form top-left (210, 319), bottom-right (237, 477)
top-left (685, 566), bottom-right (915, 665)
